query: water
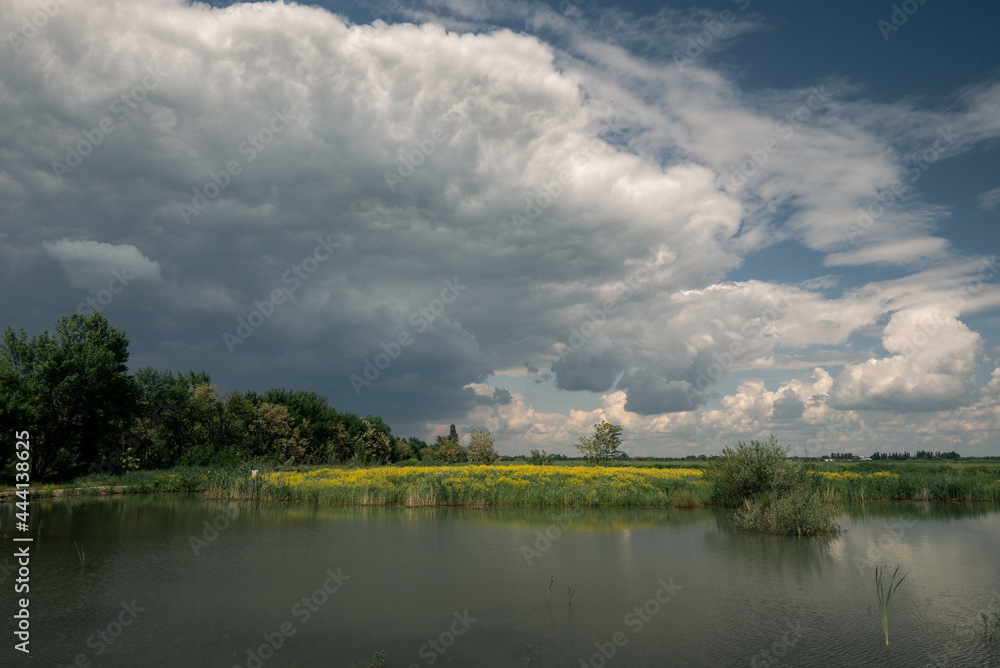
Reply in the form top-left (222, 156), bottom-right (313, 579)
top-left (2, 497), bottom-right (999, 667)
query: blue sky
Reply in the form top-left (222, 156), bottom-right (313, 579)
top-left (1, 0), bottom-right (998, 456)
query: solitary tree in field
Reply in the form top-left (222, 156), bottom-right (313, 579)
top-left (467, 428), bottom-right (498, 464)
top-left (576, 421), bottom-right (624, 465)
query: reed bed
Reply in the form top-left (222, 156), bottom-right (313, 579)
top-left (6, 462), bottom-right (1000, 508)
top-left (812, 467), bottom-right (1000, 502)
top-left (212, 465), bottom-right (710, 507)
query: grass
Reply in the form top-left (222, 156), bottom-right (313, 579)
top-left (73, 541), bottom-right (86, 567)
top-left (217, 465), bottom-right (710, 507)
top-left (810, 463), bottom-right (1000, 502)
top-left (875, 565), bottom-right (906, 647)
top-left (3, 460), bottom-right (999, 508)
top-left (732, 489), bottom-right (840, 536)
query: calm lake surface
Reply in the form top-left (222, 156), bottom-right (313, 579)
top-left (2, 497), bottom-right (999, 667)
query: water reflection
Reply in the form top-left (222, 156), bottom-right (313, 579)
top-left (1, 497), bottom-right (998, 667)
top-left (703, 512), bottom-right (841, 582)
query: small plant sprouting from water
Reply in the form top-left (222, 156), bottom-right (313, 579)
top-left (73, 541), bottom-right (86, 568)
top-left (526, 645), bottom-right (532, 666)
top-left (567, 586), bottom-right (575, 608)
top-left (875, 565), bottom-right (906, 647)
top-left (547, 576), bottom-right (554, 603)
top-left (371, 649), bottom-right (385, 667)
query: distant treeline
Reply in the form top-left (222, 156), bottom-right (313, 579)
top-left (828, 451), bottom-right (962, 461)
top-left (0, 313), bottom-right (488, 483)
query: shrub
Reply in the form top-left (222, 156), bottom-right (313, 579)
top-left (712, 435), bottom-right (838, 535)
top-left (732, 489), bottom-right (839, 535)
top-left (710, 435), bottom-right (806, 506)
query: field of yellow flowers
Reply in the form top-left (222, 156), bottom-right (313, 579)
top-left (237, 465), bottom-right (709, 507)
top-left (11, 461), bottom-right (998, 507)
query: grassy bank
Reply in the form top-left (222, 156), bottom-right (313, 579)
top-left (233, 465), bottom-right (709, 507)
top-left (811, 464), bottom-right (1000, 502)
top-left (0, 465), bottom-right (710, 507)
top-left (3, 461), bottom-right (999, 506)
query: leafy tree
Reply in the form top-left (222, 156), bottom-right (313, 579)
top-left (575, 421), bottom-right (624, 465)
top-left (405, 436), bottom-right (428, 460)
top-left (529, 449), bottom-right (554, 465)
top-left (436, 437), bottom-right (467, 463)
top-left (258, 388), bottom-right (346, 462)
top-left (467, 428), bottom-right (498, 464)
top-left (255, 403), bottom-right (308, 463)
top-left (354, 419), bottom-right (394, 465)
top-left (321, 421), bottom-right (354, 464)
top-left (0, 313), bottom-right (135, 480)
top-left (176, 383), bottom-right (230, 465)
top-left (392, 438), bottom-right (415, 461)
top-left (134, 368), bottom-right (213, 467)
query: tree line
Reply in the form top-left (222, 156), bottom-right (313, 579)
top-left (828, 451), bottom-right (962, 461)
top-left (0, 313), bottom-right (498, 482)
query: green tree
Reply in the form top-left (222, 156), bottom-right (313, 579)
top-left (529, 449), bottom-right (554, 465)
top-left (436, 437), bottom-right (467, 463)
top-left (0, 313), bottom-right (135, 480)
top-left (322, 422), bottom-right (354, 464)
top-left (130, 367), bottom-right (212, 468)
top-left (176, 383), bottom-right (229, 465)
top-left (255, 402), bottom-right (308, 463)
top-left (405, 436), bottom-right (428, 461)
top-left (575, 421), bottom-right (624, 465)
top-left (258, 388), bottom-right (345, 463)
top-left (355, 418), bottom-right (394, 465)
top-left (467, 428), bottom-right (498, 464)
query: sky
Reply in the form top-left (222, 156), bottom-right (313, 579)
top-left (1, 0), bottom-right (999, 457)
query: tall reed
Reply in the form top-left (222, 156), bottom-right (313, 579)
top-left (875, 565), bottom-right (906, 647)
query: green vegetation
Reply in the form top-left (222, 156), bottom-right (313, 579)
top-left (3, 314), bottom-right (998, 515)
top-left (528, 449), bottom-right (555, 465)
top-left (875, 565), bottom-right (907, 647)
top-left (710, 436), bottom-right (839, 536)
top-left (810, 461), bottom-right (1000, 502)
top-left (2, 463), bottom-right (711, 508)
top-left (467, 428), bottom-right (498, 464)
top-left (0, 313), bottom-right (500, 483)
top-left (575, 421), bottom-right (624, 465)
top-left (6, 458), bottom-right (1000, 513)
top-left (709, 435), bottom-right (804, 505)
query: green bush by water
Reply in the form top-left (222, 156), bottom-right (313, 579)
top-left (712, 436), bottom-right (839, 535)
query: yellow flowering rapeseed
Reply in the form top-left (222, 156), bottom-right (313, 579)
top-left (258, 465), bottom-right (704, 507)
